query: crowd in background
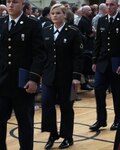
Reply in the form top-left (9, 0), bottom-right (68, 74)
top-left (0, 0), bottom-right (101, 91)
top-left (1, 0), bottom-right (120, 149)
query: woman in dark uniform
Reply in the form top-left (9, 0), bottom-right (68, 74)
top-left (41, 3), bottom-right (83, 149)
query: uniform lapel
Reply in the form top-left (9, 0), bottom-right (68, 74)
top-left (104, 15), bottom-right (110, 31)
top-left (1, 17), bottom-right (9, 35)
top-left (50, 25), bottom-right (54, 42)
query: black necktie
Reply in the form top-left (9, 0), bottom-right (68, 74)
top-left (54, 29), bottom-right (59, 34)
top-left (10, 20), bottom-right (15, 31)
top-left (109, 17), bottom-right (113, 29)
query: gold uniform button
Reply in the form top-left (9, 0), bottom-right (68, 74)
top-left (8, 38), bottom-right (11, 41)
top-left (8, 46), bottom-right (11, 49)
top-left (8, 61), bottom-right (11, 65)
top-left (8, 54), bottom-right (11, 57)
top-left (108, 49), bottom-right (110, 51)
top-left (54, 62), bottom-right (56, 65)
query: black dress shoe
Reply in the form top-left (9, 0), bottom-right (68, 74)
top-left (89, 121), bottom-right (107, 131)
top-left (110, 122), bottom-right (119, 130)
top-left (45, 135), bottom-right (59, 149)
top-left (59, 138), bottom-right (73, 149)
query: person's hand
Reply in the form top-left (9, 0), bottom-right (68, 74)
top-left (72, 79), bottom-right (80, 92)
top-left (116, 66), bottom-right (120, 75)
top-left (24, 80), bottom-right (38, 94)
top-left (92, 64), bottom-right (96, 72)
top-left (72, 79), bottom-right (80, 85)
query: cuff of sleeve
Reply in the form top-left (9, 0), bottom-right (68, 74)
top-left (29, 72), bottom-right (40, 83)
top-left (73, 72), bottom-right (81, 80)
top-left (92, 57), bottom-right (97, 64)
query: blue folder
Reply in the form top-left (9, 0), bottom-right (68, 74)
top-left (111, 57), bottom-right (120, 72)
top-left (18, 68), bottom-right (29, 88)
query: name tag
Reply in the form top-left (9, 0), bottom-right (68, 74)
top-left (100, 27), bottom-right (105, 32)
top-left (116, 28), bottom-right (119, 34)
top-left (45, 37), bottom-right (50, 40)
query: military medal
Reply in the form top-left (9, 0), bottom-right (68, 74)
top-left (63, 38), bottom-right (67, 43)
top-left (116, 28), bottom-right (119, 34)
top-left (21, 34), bottom-right (25, 41)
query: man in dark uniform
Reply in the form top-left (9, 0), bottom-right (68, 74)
top-left (89, 0), bottom-right (120, 131)
top-left (0, 0), bottom-right (46, 149)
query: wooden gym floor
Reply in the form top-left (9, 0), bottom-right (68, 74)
top-left (7, 90), bottom-right (116, 150)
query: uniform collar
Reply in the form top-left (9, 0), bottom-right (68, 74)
top-left (9, 11), bottom-right (23, 24)
top-left (108, 11), bottom-right (119, 21)
top-left (54, 22), bottom-right (65, 33)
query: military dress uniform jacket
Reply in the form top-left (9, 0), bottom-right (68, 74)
top-left (93, 12), bottom-right (120, 73)
top-left (42, 23), bottom-right (84, 87)
top-left (0, 13), bottom-right (46, 96)
top-left (77, 16), bottom-right (94, 52)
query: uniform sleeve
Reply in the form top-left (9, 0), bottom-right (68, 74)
top-left (72, 29), bottom-right (84, 80)
top-left (29, 20), bottom-right (47, 83)
top-left (92, 18), bottom-right (101, 64)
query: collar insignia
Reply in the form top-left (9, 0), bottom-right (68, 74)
top-left (80, 43), bottom-right (83, 49)
top-left (20, 21), bottom-right (24, 24)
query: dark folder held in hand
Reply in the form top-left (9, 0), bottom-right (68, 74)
top-left (18, 68), bottom-right (29, 88)
top-left (111, 57), bottom-right (120, 72)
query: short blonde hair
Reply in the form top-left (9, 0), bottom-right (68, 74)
top-left (50, 3), bottom-right (66, 14)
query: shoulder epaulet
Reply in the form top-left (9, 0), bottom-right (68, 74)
top-left (44, 24), bottom-right (53, 29)
top-left (0, 16), bottom-right (5, 19)
top-left (68, 25), bottom-right (78, 31)
top-left (100, 14), bottom-right (108, 21)
top-left (0, 16), bottom-right (6, 20)
top-left (29, 16), bottom-right (38, 21)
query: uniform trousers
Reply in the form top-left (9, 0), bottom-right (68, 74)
top-left (41, 84), bottom-right (74, 139)
top-left (114, 123), bottom-right (120, 150)
top-left (0, 91), bottom-right (35, 150)
top-left (94, 64), bottom-right (120, 123)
